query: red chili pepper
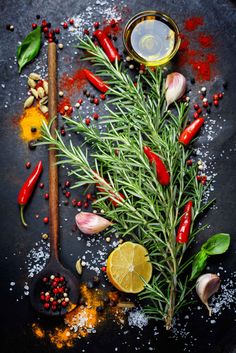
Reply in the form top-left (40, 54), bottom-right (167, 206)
top-left (143, 146), bottom-right (170, 186)
top-left (179, 118), bottom-right (204, 145)
top-left (93, 30), bottom-right (120, 62)
top-left (176, 201), bottom-right (193, 243)
top-left (83, 69), bottom-right (109, 93)
top-left (18, 161), bottom-right (43, 227)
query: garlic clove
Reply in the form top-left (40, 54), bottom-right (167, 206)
top-left (75, 212), bottom-right (113, 235)
top-left (165, 72), bottom-right (187, 109)
top-left (196, 273), bottom-right (221, 316)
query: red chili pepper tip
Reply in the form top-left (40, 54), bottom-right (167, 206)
top-left (176, 201), bottom-right (193, 244)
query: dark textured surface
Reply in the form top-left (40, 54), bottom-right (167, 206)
top-left (0, 0), bottom-right (236, 352)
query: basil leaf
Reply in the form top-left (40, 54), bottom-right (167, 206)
top-left (17, 26), bottom-right (41, 73)
top-left (202, 233), bottom-right (230, 255)
top-left (190, 250), bottom-right (208, 280)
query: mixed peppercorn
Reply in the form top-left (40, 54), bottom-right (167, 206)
top-left (40, 274), bottom-right (70, 312)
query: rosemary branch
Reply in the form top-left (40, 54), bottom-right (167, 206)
top-left (40, 36), bottom-right (211, 329)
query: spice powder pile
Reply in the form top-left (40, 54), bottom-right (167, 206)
top-left (19, 105), bottom-right (47, 142)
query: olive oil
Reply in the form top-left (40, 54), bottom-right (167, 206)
top-left (123, 11), bottom-right (181, 66)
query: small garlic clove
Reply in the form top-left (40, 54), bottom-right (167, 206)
top-left (75, 212), bottom-right (113, 235)
top-left (165, 72), bottom-right (187, 108)
top-left (196, 273), bottom-right (221, 316)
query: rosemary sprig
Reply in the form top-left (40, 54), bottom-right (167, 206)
top-left (40, 36), bottom-right (211, 329)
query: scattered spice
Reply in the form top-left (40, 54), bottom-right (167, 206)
top-left (19, 106), bottom-right (48, 142)
top-left (32, 284), bottom-right (126, 349)
top-left (59, 69), bottom-right (86, 96)
top-left (184, 17), bottom-right (203, 31)
top-left (178, 17), bottom-right (217, 81)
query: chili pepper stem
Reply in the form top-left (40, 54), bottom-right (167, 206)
top-left (20, 205), bottom-right (28, 227)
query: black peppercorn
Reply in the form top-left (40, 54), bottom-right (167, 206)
top-left (222, 80), bottom-right (228, 89)
top-left (36, 14), bottom-right (40, 19)
top-left (190, 77), bottom-right (195, 84)
top-left (96, 305), bottom-right (104, 312)
top-left (113, 36), bottom-right (117, 41)
top-left (31, 127), bottom-right (37, 133)
top-left (28, 140), bottom-right (36, 150)
top-left (83, 89), bottom-right (87, 95)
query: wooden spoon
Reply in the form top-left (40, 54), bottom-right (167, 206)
top-left (30, 43), bottom-right (79, 316)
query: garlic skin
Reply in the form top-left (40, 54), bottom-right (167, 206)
top-left (196, 273), bottom-right (221, 316)
top-left (75, 212), bottom-right (112, 235)
top-left (165, 72), bottom-right (187, 108)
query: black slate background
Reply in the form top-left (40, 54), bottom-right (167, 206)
top-left (1, 0), bottom-right (236, 352)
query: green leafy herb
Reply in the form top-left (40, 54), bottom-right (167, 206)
top-left (191, 233), bottom-right (230, 279)
top-left (202, 233), bottom-right (230, 255)
top-left (190, 250), bottom-right (208, 280)
top-left (17, 26), bottom-right (41, 73)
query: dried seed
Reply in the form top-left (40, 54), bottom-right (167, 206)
top-left (40, 105), bottom-right (48, 114)
top-left (28, 78), bottom-right (36, 88)
top-left (31, 88), bottom-right (38, 99)
top-left (117, 302), bottom-right (135, 308)
top-left (24, 96), bottom-right (34, 108)
top-left (40, 96), bottom-right (48, 105)
top-left (29, 73), bottom-right (41, 81)
top-left (75, 259), bottom-right (83, 275)
top-left (43, 80), bottom-right (48, 94)
top-left (37, 87), bottom-right (45, 98)
top-left (41, 233), bottom-right (48, 240)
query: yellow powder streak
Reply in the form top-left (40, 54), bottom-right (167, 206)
top-left (19, 105), bottom-right (47, 142)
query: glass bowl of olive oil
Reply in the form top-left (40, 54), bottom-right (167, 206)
top-left (123, 11), bottom-right (181, 66)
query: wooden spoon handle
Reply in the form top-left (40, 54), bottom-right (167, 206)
top-left (48, 43), bottom-right (59, 260)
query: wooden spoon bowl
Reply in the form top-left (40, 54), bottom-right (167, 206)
top-left (30, 258), bottom-right (79, 316)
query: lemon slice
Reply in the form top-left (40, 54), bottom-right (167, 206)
top-left (106, 241), bottom-right (152, 293)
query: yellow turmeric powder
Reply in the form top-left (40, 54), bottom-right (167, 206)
top-left (19, 106), bottom-right (48, 142)
top-left (32, 323), bottom-right (45, 339)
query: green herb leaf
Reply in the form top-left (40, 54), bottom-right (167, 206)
top-left (17, 26), bottom-right (41, 73)
top-left (190, 250), bottom-right (208, 280)
top-left (191, 233), bottom-right (230, 280)
top-left (202, 233), bottom-right (230, 255)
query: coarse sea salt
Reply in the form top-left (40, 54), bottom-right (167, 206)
top-left (128, 309), bottom-right (148, 329)
top-left (25, 239), bottom-right (50, 278)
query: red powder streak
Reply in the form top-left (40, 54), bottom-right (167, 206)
top-left (190, 61), bottom-right (212, 81)
top-left (178, 17), bottom-right (217, 81)
top-left (60, 69), bottom-right (86, 96)
top-left (198, 33), bottom-right (213, 48)
top-left (58, 97), bottom-right (71, 111)
top-left (185, 17), bottom-right (203, 31)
